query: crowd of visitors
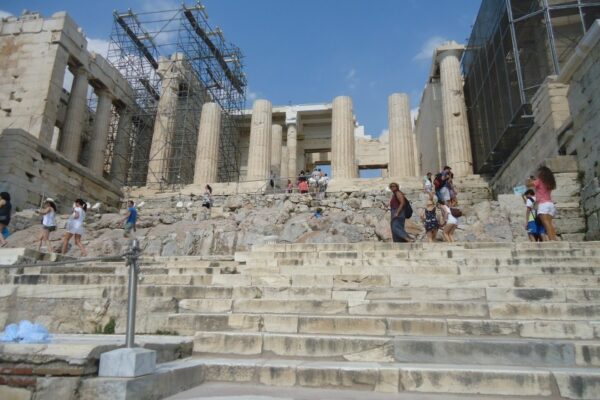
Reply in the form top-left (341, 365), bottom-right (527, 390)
top-left (391, 164), bottom-right (558, 243)
top-left (0, 163), bottom-right (561, 255)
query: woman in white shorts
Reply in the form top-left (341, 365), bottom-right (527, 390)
top-left (61, 198), bottom-right (88, 257)
top-left (527, 166), bottom-right (558, 240)
top-left (37, 199), bottom-right (57, 252)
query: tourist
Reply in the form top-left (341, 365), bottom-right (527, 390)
top-left (527, 166), bottom-right (558, 240)
top-left (420, 198), bottom-right (440, 242)
top-left (434, 166), bottom-right (452, 205)
top-left (269, 170), bottom-right (276, 190)
top-left (523, 189), bottom-right (546, 242)
top-left (448, 172), bottom-right (457, 202)
top-left (37, 198), bottom-right (57, 252)
top-left (441, 198), bottom-right (458, 242)
top-left (61, 199), bottom-right (88, 257)
top-left (389, 182), bottom-right (413, 243)
top-left (286, 179), bottom-right (293, 193)
top-left (318, 173), bottom-right (329, 199)
top-left (0, 192), bottom-right (12, 248)
top-left (120, 200), bottom-right (138, 238)
top-left (423, 172), bottom-right (434, 200)
top-left (202, 185), bottom-right (213, 209)
top-left (298, 179), bottom-right (309, 194)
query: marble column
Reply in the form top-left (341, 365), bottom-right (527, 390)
top-left (270, 124), bottom-right (283, 177)
top-left (110, 106), bottom-right (132, 183)
top-left (87, 90), bottom-right (113, 176)
top-left (331, 96), bottom-right (357, 179)
top-left (280, 145), bottom-right (289, 180)
top-left (246, 99), bottom-right (272, 181)
top-left (388, 93), bottom-right (415, 177)
top-left (439, 49), bottom-right (473, 175)
top-left (193, 102), bottom-right (222, 185)
top-left (147, 71), bottom-right (179, 184)
top-left (60, 67), bottom-right (89, 162)
top-left (286, 124), bottom-right (297, 179)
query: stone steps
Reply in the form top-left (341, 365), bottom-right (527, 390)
top-left (191, 331), bottom-right (600, 368)
top-left (5, 271), bottom-right (600, 288)
top-left (168, 313), bottom-right (599, 340)
top-left (161, 356), bottom-right (600, 398)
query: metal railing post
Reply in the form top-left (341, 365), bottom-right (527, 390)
top-left (125, 239), bottom-right (141, 348)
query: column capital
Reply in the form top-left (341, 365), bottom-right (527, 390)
top-left (70, 65), bottom-right (89, 77)
top-left (95, 88), bottom-right (113, 100)
top-left (285, 109), bottom-right (298, 126)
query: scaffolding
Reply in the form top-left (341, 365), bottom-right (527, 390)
top-left (106, 1), bottom-right (246, 187)
top-left (462, 0), bottom-right (600, 174)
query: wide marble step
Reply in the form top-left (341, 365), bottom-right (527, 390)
top-left (166, 356), bottom-right (600, 398)
top-left (168, 313), bottom-right (600, 340)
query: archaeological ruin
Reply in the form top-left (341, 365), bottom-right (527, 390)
top-left (1, 0), bottom-right (600, 398)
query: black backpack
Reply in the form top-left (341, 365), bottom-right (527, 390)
top-left (405, 199), bottom-right (413, 219)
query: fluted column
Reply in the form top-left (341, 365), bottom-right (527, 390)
top-left (60, 67), bottom-right (89, 162)
top-left (280, 145), bottom-right (289, 179)
top-left (147, 71), bottom-right (179, 184)
top-left (270, 124), bottom-right (283, 176)
top-left (111, 106), bottom-right (132, 183)
top-left (193, 102), bottom-right (222, 185)
top-left (388, 93), bottom-right (415, 177)
top-left (246, 99), bottom-right (272, 181)
top-left (331, 96), bottom-right (357, 179)
top-left (87, 90), bottom-right (113, 176)
top-left (439, 49), bottom-right (473, 175)
top-left (286, 124), bottom-right (297, 179)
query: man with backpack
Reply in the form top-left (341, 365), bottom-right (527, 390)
top-left (434, 166), bottom-right (452, 205)
top-left (389, 182), bottom-right (413, 243)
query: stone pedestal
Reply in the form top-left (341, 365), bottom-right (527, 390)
top-left (98, 348), bottom-right (156, 378)
top-left (194, 102), bottom-right (222, 185)
top-left (286, 124), bottom-right (297, 179)
top-left (147, 69), bottom-right (179, 185)
top-left (246, 99), bottom-right (272, 182)
top-left (111, 106), bottom-right (132, 184)
top-left (331, 96), bottom-right (357, 179)
top-left (60, 67), bottom-right (89, 163)
top-left (87, 90), bottom-right (113, 176)
top-left (270, 124), bottom-right (283, 177)
top-left (439, 47), bottom-right (473, 176)
top-left (388, 93), bottom-right (415, 176)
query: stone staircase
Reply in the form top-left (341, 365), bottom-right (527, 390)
top-left (2, 242), bottom-right (600, 398)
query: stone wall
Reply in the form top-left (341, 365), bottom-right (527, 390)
top-left (489, 77), bottom-right (570, 196)
top-left (559, 21), bottom-right (600, 240)
top-left (0, 129), bottom-right (122, 212)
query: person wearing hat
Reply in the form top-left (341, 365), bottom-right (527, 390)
top-left (37, 198), bottom-right (57, 252)
top-left (389, 182), bottom-right (413, 243)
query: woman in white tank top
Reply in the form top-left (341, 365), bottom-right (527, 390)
top-left (61, 198), bottom-right (88, 257)
top-left (37, 199), bottom-right (57, 252)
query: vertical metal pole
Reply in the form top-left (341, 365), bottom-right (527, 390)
top-left (542, 0), bottom-right (561, 75)
top-left (505, 0), bottom-right (528, 105)
top-left (125, 239), bottom-right (140, 348)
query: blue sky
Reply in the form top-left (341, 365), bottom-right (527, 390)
top-left (2, 0), bottom-right (480, 139)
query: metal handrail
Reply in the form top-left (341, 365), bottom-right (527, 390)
top-left (0, 240), bottom-right (142, 348)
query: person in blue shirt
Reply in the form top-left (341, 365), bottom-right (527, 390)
top-left (120, 200), bottom-right (138, 237)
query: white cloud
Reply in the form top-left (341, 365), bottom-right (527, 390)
top-left (345, 67), bottom-right (358, 90)
top-left (87, 38), bottom-right (110, 57)
top-left (247, 91), bottom-right (258, 101)
top-left (0, 9), bottom-right (13, 19)
top-left (413, 36), bottom-right (448, 61)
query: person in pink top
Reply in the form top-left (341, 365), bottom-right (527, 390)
top-left (526, 166), bottom-right (558, 240)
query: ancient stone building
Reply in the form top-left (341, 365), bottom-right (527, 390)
top-left (0, 11), bottom-right (134, 210)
